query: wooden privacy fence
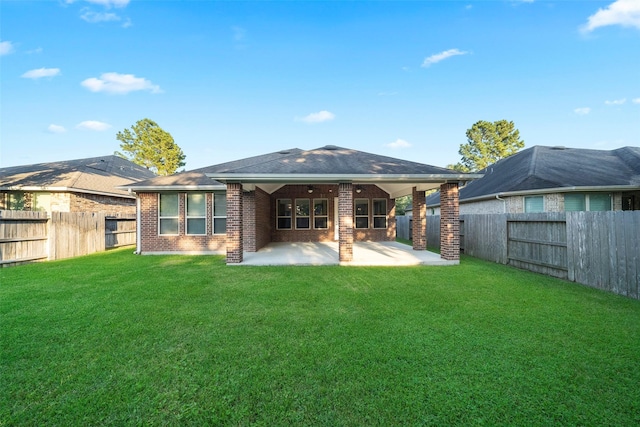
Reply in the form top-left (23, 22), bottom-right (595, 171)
top-left (0, 211), bottom-right (136, 267)
top-left (423, 212), bottom-right (640, 299)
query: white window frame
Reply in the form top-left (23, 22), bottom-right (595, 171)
top-left (313, 198), bottom-right (329, 229)
top-left (277, 199), bottom-right (292, 230)
top-left (355, 198), bottom-right (369, 229)
top-left (186, 193), bottom-right (206, 235)
top-left (585, 193), bottom-right (612, 211)
top-left (212, 192), bottom-right (227, 235)
top-left (372, 199), bottom-right (387, 229)
top-left (564, 193), bottom-right (612, 212)
top-left (295, 198), bottom-right (311, 229)
top-left (158, 193), bottom-right (179, 236)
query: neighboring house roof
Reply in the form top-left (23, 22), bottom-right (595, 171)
top-left (125, 145), bottom-right (482, 198)
top-left (0, 155), bottom-right (157, 198)
top-left (426, 145), bottom-right (640, 206)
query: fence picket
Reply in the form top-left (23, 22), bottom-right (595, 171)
top-left (0, 211), bottom-right (136, 267)
top-left (418, 211), bottom-right (640, 299)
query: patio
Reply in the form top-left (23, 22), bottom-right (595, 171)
top-left (237, 241), bottom-right (458, 266)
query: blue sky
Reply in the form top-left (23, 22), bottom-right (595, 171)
top-left (1, 0), bottom-right (639, 170)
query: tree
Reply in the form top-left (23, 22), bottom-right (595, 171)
top-left (449, 120), bottom-right (524, 172)
top-left (116, 118), bottom-right (186, 176)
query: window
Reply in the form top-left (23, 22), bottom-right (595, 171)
top-left (372, 199), bottom-right (387, 228)
top-left (277, 199), bottom-right (292, 229)
top-left (8, 192), bottom-right (26, 210)
top-left (314, 199), bottom-right (328, 229)
top-left (159, 193), bottom-right (179, 235)
top-left (565, 193), bottom-right (611, 211)
top-left (565, 194), bottom-right (586, 211)
top-left (33, 193), bottom-right (51, 212)
top-left (355, 199), bottom-right (369, 229)
top-left (588, 193), bottom-right (612, 211)
top-left (296, 199), bottom-right (310, 229)
top-left (213, 192), bottom-right (227, 234)
top-left (186, 193), bottom-right (206, 235)
top-left (524, 196), bottom-right (544, 213)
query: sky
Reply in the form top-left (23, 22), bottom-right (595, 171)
top-left (1, 0), bottom-right (639, 171)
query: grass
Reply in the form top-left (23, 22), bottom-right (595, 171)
top-left (2, 249), bottom-right (640, 426)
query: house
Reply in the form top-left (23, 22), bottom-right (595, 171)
top-left (0, 155), bottom-right (157, 215)
top-left (124, 145), bottom-right (482, 264)
top-left (425, 146), bottom-right (640, 214)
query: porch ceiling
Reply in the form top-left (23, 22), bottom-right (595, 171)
top-left (243, 182), bottom-right (447, 199)
top-left (212, 174), bottom-right (481, 199)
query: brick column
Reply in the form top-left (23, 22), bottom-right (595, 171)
top-left (226, 183), bottom-right (243, 264)
top-left (440, 182), bottom-right (460, 261)
top-left (243, 191), bottom-right (256, 252)
top-left (412, 187), bottom-right (426, 250)
top-left (338, 182), bottom-right (353, 262)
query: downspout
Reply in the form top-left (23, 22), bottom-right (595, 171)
top-left (496, 194), bottom-right (506, 213)
top-left (135, 192), bottom-right (141, 254)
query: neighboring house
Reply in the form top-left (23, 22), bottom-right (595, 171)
top-left (124, 145), bottom-right (482, 264)
top-left (426, 146), bottom-right (640, 215)
top-left (0, 155), bottom-right (157, 215)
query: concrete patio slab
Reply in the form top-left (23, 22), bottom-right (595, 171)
top-left (237, 241), bottom-right (458, 266)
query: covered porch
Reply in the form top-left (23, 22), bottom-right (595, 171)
top-left (205, 145), bottom-right (482, 265)
top-left (237, 241), bottom-right (458, 266)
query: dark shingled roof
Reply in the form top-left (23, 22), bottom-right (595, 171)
top-left (210, 145), bottom-right (457, 175)
top-left (427, 145), bottom-right (640, 205)
top-left (126, 148), bottom-right (305, 188)
top-left (0, 155), bottom-right (157, 197)
top-left (126, 145), bottom-right (467, 190)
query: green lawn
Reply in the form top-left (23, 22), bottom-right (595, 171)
top-left (2, 249), bottom-right (639, 426)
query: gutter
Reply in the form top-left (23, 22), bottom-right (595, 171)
top-left (135, 196), bottom-right (141, 255)
top-left (117, 184), bottom-right (227, 192)
top-left (204, 173), bottom-right (483, 184)
top-left (0, 185), bottom-right (137, 199)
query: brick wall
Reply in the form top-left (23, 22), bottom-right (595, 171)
top-left (138, 183), bottom-right (397, 256)
top-left (69, 193), bottom-right (136, 215)
top-left (243, 191), bottom-right (256, 252)
top-left (255, 187), bottom-right (272, 251)
top-left (339, 182), bottom-right (353, 262)
top-left (0, 191), bottom-right (132, 214)
top-left (51, 193), bottom-right (71, 212)
top-left (440, 183), bottom-right (460, 261)
top-left (138, 192), bottom-right (226, 253)
top-left (226, 183), bottom-right (243, 263)
top-left (270, 184), bottom-right (394, 243)
top-left (412, 187), bottom-right (426, 250)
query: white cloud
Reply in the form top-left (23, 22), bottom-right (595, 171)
top-left (632, 98), bottom-right (640, 104)
top-left (66, 0), bottom-right (129, 7)
top-left (422, 48), bottom-right (469, 67)
top-left (21, 68), bottom-right (61, 79)
top-left (81, 72), bottom-right (162, 94)
top-left (76, 120), bottom-right (112, 131)
top-left (574, 107), bottom-right (591, 115)
top-left (605, 98), bottom-right (626, 105)
top-left (80, 10), bottom-right (120, 23)
top-left (296, 110), bottom-right (335, 124)
top-left (47, 124), bottom-right (67, 134)
top-left (386, 139), bottom-right (412, 149)
top-left (581, 0), bottom-right (640, 32)
top-left (0, 40), bottom-right (15, 56)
